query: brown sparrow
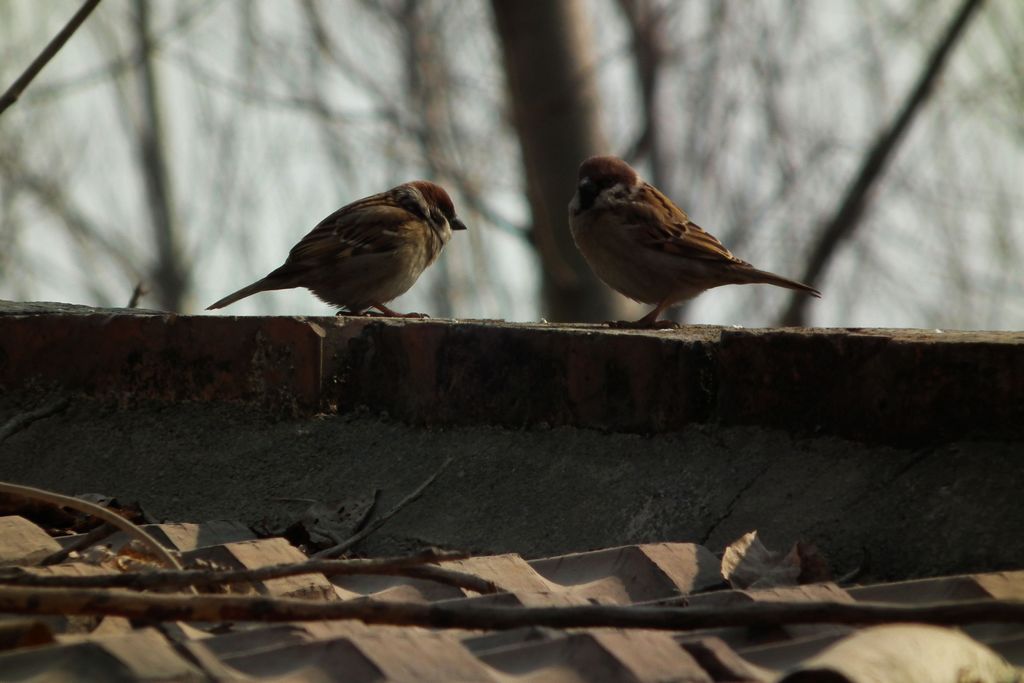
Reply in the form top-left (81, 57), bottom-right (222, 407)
top-left (569, 156), bottom-right (820, 328)
top-left (207, 181), bottom-right (467, 315)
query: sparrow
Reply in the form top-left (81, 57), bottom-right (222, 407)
top-left (569, 155), bottom-right (820, 328)
top-left (207, 181), bottom-right (467, 315)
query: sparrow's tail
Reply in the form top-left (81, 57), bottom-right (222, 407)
top-left (736, 266), bottom-right (822, 298)
top-left (206, 276), bottom-right (290, 310)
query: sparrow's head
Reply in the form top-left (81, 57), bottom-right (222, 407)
top-left (571, 156), bottom-right (640, 215)
top-left (408, 180), bottom-right (468, 232)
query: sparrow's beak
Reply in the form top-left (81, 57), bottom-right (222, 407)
top-left (451, 216), bottom-right (468, 231)
top-left (576, 177), bottom-right (598, 212)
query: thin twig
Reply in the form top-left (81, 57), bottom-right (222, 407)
top-left (127, 282), bottom-right (147, 308)
top-left (312, 457), bottom-right (454, 559)
top-left (387, 565), bottom-right (498, 595)
top-left (835, 547), bottom-right (870, 587)
top-left (0, 589), bottom-right (1022, 630)
top-left (0, 397), bottom-right (71, 444)
top-left (0, 0), bottom-right (104, 116)
top-left (0, 549), bottom-right (500, 593)
top-left (351, 488), bottom-right (381, 536)
top-left (39, 523), bottom-right (117, 567)
top-left (0, 482), bottom-right (183, 573)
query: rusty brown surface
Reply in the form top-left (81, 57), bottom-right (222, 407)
top-left (715, 328), bottom-right (1024, 445)
top-left (2, 303), bottom-right (1022, 444)
top-left (0, 309), bottom-right (326, 414)
top-left (326, 320), bottom-right (717, 432)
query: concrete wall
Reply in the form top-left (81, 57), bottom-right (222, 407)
top-left (1, 301), bottom-right (1021, 579)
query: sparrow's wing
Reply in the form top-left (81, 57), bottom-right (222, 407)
top-left (626, 184), bottom-right (751, 266)
top-left (284, 193), bottom-right (420, 269)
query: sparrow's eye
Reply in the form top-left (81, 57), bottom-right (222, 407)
top-left (577, 177), bottom-right (599, 212)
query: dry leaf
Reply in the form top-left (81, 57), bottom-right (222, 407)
top-left (79, 544), bottom-right (118, 566)
top-left (721, 531), bottom-right (831, 589)
top-left (117, 539), bottom-right (177, 569)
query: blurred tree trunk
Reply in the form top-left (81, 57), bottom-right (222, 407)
top-left (133, 0), bottom-right (187, 311)
top-left (491, 0), bottom-right (623, 322)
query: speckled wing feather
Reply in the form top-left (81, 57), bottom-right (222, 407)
top-left (627, 184), bottom-right (751, 266)
top-left (282, 194), bottom-right (419, 270)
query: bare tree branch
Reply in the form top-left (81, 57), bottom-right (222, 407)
top-left (311, 457), bottom-right (454, 559)
top-left (0, 548), bottom-right (499, 594)
top-left (0, 148), bottom-right (141, 281)
top-left (0, 587), bottom-right (1022, 630)
top-left (0, 0), bottom-right (103, 116)
top-left (126, 282), bottom-right (147, 308)
top-left (0, 140), bottom-right (140, 307)
top-left (780, 0), bottom-right (985, 326)
top-left (0, 398), bottom-right (70, 444)
top-left (17, 1), bottom-right (218, 103)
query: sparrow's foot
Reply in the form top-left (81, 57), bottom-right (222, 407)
top-left (607, 301), bottom-right (677, 329)
top-left (373, 304), bottom-right (429, 319)
top-left (607, 319), bottom-right (679, 330)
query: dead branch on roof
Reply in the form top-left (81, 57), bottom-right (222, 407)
top-left (0, 588), bottom-right (1022, 630)
top-left (389, 565), bottom-right (498, 594)
top-left (311, 457), bottom-right (455, 559)
top-left (0, 482), bottom-right (184, 574)
top-left (0, 397), bottom-right (71, 444)
top-left (0, 0), bottom-right (103, 116)
top-left (0, 548), bottom-right (500, 594)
